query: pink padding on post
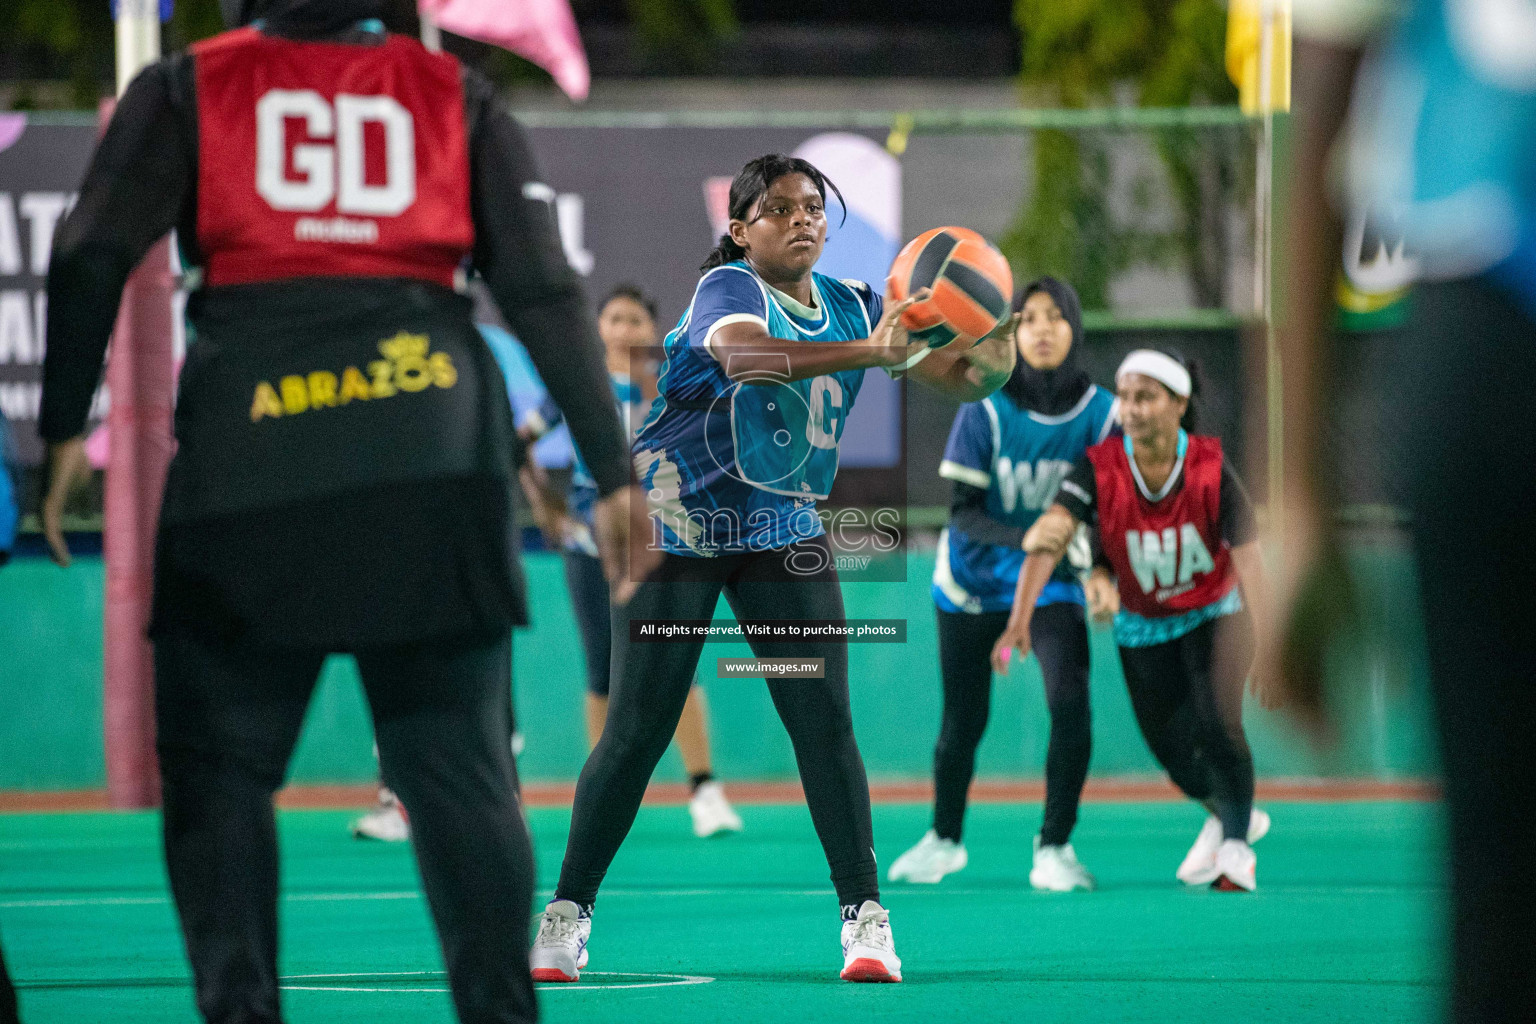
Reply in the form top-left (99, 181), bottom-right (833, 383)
top-left (102, 233), bottom-right (177, 810)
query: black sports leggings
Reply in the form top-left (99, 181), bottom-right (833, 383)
top-left (1117, 612), bottom-right (1255, 841)
top-left (154, 628), bottom-right (534, 1024)
top-left (561, 549), bottom-right (613, 696)
top-left (1401, 277), bottom-right (1536, 1024)
top-left (933, 603), bottom-right (1092, 845)
top-left (555, 535), bottom-right (879, 910)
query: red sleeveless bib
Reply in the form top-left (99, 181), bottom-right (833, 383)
top-left (1086, 434), bottom-right (1235, 618)
top-left (193, 28), bottom-right (473, 288)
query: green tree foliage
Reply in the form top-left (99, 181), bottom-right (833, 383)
top-left (0, 0), bottom-right (228, 107)
top-left (1, 0), bottom-right (113, 107)
top-left (626, 0), bottom-right (738, 70)
top-left (1005, 0), bottom-right (1244, 309)
top-left (169, 0), bottom-right (228, 49)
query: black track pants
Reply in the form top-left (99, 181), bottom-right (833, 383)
top-left (554, 536), bottom-right (879, 910)
top-left (932, 603), bottom-right (1092, 845)
top-left (1117, 613), bottom-right (1255, 841)
top-left (154, 628), bottom-right (535, 1024)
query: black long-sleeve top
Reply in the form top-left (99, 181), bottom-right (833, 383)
top-left (41, 36), bottom-right (630, 499)
top-left (39, 25), bottom-right (631, 648)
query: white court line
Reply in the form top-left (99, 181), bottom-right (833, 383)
top-left (280, 971), bottom-right (714, 993)
top-left (288, 891), bottom-right (420, 902)
top-left (0, 897), bottom-right (165, 908)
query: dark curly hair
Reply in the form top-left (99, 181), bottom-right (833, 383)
top-left (700, 154), bottom-right (846, 272)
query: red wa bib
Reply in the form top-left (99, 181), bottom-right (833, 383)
top-left (1087, 434), bottom-right (1235, 618)
top-left (192, 28), bottom-right (473, 288)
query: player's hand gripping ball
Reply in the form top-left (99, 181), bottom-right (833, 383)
top-left (886, 227), bottom-right (1014, 350)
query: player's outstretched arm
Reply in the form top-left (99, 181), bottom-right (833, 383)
top-left (708, 289), bottom-right (930, 383)
top-left (991, 504), bottom-right (1080, 673)
top-left (1264, 36), bottom-right (1370, 736)
top-left (903, 314), bottom-right (1018, 403)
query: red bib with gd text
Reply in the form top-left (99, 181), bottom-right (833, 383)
top-left (192, 28), bottom-right (473, 288)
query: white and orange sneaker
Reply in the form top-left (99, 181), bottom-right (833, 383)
top-left (530, 900), bottom-right (590, 982)
top-left (1212, 839), bottom-right (1258, 892)
top-left (1177, 808), bottom-right (1270, 885)
top-left (839, 901), bottom-right (902, 982)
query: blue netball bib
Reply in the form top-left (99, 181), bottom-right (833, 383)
top-left (635, 261), bottom-right (883, 555)
top-left (932, 386), bottom-right (1117, 614)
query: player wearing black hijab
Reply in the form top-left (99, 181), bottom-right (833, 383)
top-left (38, 3), bottom-right (648, 1022)
top-left (889, 278), bottom-right (1117, 889)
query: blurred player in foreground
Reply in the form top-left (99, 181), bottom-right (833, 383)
top-left (530, 154), bottom-right (1017, 985)
top-left (38, 2), bottom-right (648, 1021)
top-left (889, 277), bottom-right (1115, 889)
top-left (994, 349), bottom-right (1276, 891)
top-left (1278, 3), bottom-right (1536, 1019)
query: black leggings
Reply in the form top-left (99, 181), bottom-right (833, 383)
top-left (0, 931), bottom-right (16, 1024)
top-left (563, 548), bottom-right (700, 699)
top-left (554, 535), bottom-right (878, 910)
top-left (154, 628), bottom-right (534, 1024)
top-left (933, 603), bottom-right (1092, 845)
top-left (1117, 612), bottom-right (1255, 841)
top-left (561, 550), bottom-right (613, 696)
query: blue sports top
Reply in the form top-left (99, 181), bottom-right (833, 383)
top-left (1345, 0), bottom-right (1536, 311)
top-left (932, 386), bottom-right (1117, 614)
top-left (570, 371), bottom-right (644, 533)
top-left (633, 260), bottom-right (885, 556)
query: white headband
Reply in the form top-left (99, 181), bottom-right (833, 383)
top-left (1116, 349), bottom-right (1191, 398)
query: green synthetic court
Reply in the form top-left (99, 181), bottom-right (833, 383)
top-left (1, 800), bottom-right (1444, 1023)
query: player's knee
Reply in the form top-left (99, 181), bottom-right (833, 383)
top-left (157, 740), bottom-right (286, 798)
top-left (937, 709), bottom-right (989, 753)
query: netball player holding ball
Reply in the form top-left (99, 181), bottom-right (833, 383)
top-left (889, 276), bottom-right (1116, 891)
top-left (531, 154), bottom-right (1017, 983)
top-left (993, 349), bottom-right (1278, 892)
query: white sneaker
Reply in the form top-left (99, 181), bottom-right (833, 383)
top-left (1212, 838), bottom-right (1257, 892)
top-left (839, 901), bottom-right (902, 982)
top-left (350, 788), bottom-right (409, 842)
top-left (886, 830), bottom-right (967, 884)
top-left (688, 781), bottom-right (744, 838)
top-left (1177, 808), bottom-right (1271, 885)
top-left (530, 900), bottom-right (590, 982)
top-left (1029, 836), bottom-right (1096, 892)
